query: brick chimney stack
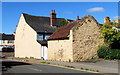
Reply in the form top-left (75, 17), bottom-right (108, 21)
top-left (50, 10), bottom-right (56, 26)
top-left (104, 17), bottom-right (111, 23)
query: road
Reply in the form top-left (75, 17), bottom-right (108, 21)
top-left (1, 60), bottom-right (103, 75)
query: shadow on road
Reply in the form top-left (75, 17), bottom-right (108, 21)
top-left (1, 60), bottom-right (31, 71)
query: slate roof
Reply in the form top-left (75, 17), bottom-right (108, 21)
top-left (0, 33), bottom-right (14, 40)
top-left (48, 15), bottom-right (99, 40)
top-left (23, 13), bottom-right (70, 33)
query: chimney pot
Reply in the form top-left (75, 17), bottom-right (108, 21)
top-left (77, 16), bottom-right (80, 20)
top-left (104, 17), bottom-right (111, 23)
top-left (51, 10), bottom-right (54, 13)
top-left (76, 16), bottom-right (80, 21)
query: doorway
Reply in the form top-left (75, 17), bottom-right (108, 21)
top-left (41, 46), bottom-right (48, 60)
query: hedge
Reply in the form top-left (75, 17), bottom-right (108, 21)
top-left (97, 46), bottom-right (120, 60)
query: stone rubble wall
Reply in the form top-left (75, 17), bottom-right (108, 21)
top-left (72, 16), bottom-right (104, 61)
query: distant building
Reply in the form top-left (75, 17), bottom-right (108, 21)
top-left (104, 17), bottom-right (120, 30)
top-left (0, 33), bottom-right (14, 51)
top-left (104, 17), bottom-right (111, 23)
top-left (114, 19), bottom-right (120, 23)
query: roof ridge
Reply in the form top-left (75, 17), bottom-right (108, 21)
top-left (0, 33), bottom-right (14, 35)
top-left (22, 13), bottom-right (73, 20)
top-left (22, 13), bottom-right (50, 18)
top-left (72, 15), bottom-right (100, 30)
top-left (81, 15), bottom-right (99, 24)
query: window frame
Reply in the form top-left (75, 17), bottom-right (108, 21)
top-left (2, 40), bottom-right (5, 43)
top-left (37, 33), bottom-right (51, 40)
top-left (7, 40), bottom-right (13, 43)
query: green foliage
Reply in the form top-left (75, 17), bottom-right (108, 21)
top-left (97, 46), bottom-right (109, 58)
top-left (57, 21), bottom-right (68, 27)
top-left (69, 59), bottom-right (71, 62)
top-left (25, 57), bottom-right (29, 59)
top-left (97, 46), bottom-right (120, 60)
top-left (40, 62), bottom-right (50, 64)
top-left (65, 65), bottom-right (75, 68)
top-left (100, 22), bottom-right (120, 49)
top-left (30, 57), bottom-right (34, 59)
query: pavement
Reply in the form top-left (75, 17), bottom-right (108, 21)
top-left (5, 57), bottom-right (119, 74)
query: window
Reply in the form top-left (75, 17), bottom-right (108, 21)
top-left (8, 40), bottom-right (13, 43)
top-left (37, 34), bottom-right (51, 40)
top-left (37, 34), bottom-right (43, 40)
top-left (44, 34), bottom-right (51, 40)
top-left (3, 40), bottom-right (5, 43)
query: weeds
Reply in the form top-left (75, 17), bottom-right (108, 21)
top-left (65, 66), bottom-right (75, 68)
top-left (25, 57), bottom-right (29, 59)
top-left (40, 62), bottom-right (50, 64)
top-left (80, 67), bottom-right (99, 72)
top-left (96, 70), bottom-right (99, 72)
top-left (30, 57), bottom-right (34, 59)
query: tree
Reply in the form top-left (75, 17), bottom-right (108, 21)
top-left (100, 22), bottom-right (120, 49)
top-left (57, 21), bottom-right (68, 27)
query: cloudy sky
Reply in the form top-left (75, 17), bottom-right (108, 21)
top-left (2, 2), bottom-right (119, 34)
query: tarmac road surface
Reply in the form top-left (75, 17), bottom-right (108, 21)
top-left (1, 60), bottom-right (104, 75)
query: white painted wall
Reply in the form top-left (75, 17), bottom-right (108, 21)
top-left (0, 40), bottom-right (14, 51)
top-left (48, 30), bottom-right (73, 62)
top-left (15, 14), bottom-right (41, 59)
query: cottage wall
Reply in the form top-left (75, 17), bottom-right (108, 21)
top-left (15, 14), bottom-right (41, 59)
top-left (48, 30), bottom-right (73, 62)
top-left (72, 16), bottom-right (104, 61)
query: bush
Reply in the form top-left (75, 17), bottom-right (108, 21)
top-left (57, 21), bottom-right (68, 27)
top-left (97, 46), bottom-right (120, 60)
top-left (97, 46), bottom-right (109, 58)
top-left (100, 22), bottom-right (120, 49)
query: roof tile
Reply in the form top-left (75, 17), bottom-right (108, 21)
top-left (48, 21), bottom-right (78, 40)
